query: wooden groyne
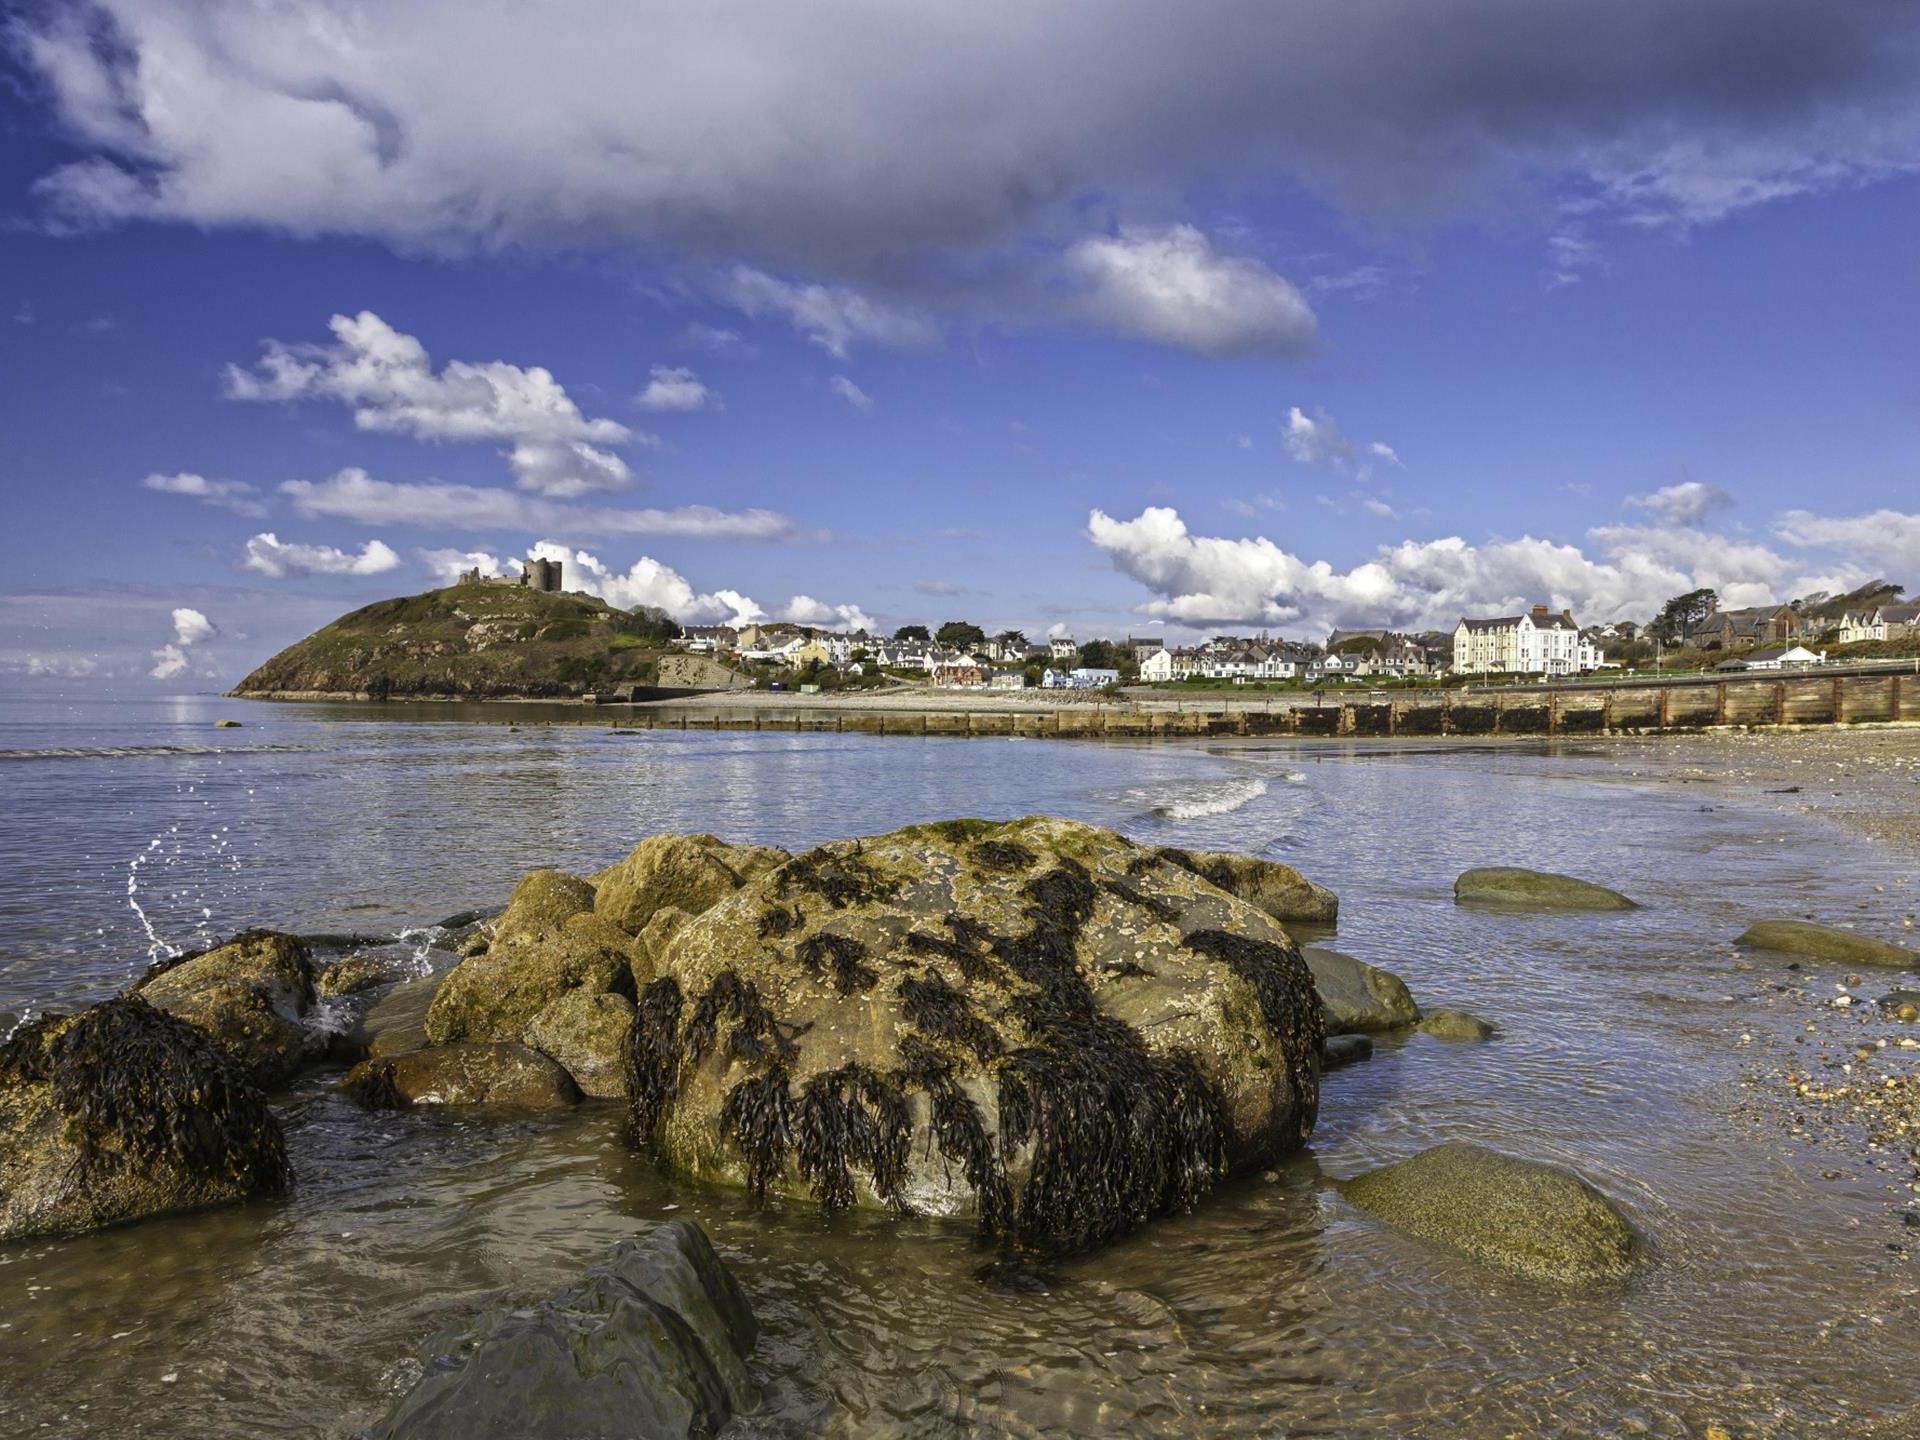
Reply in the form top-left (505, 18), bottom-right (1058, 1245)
top-left (614, 673), bottom-right (1920, 741)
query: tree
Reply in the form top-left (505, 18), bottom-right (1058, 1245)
top-left (1649, 587), bottom-right (1718, 645)
top-left (894, 624), bottom-right (930, 642)
top-left (994, 629), bottom-right (1029, 650)
top-left (1077, 639), bottom-right (1117, 669)
top-left (936, 620), bottom-right (987, 649)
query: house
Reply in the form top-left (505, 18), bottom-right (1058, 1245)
top-left (988, 668), bottom-right (1027, 690)
top-left (1139, 648), bottom-right (1176, 682)
top-left (1839, 603), bottom-right (1920, 644)
top-left (1048, 634), bottom-right (1078, 661)
top-left (931, 654), bottom-right (989, 687)
top-left (680, 624), bottom-right (738, 654)
top-left (1041, 667), bottom-right (1119, 689)
top-left (740, 635), bottom-right (809, 666)
top-left (1720, 644), bottom-right (1826, 671)
top-left (1452, 605), bottom-right (1599, 676)
top-left (1127, 636), bottom-right (1166, 662)
top-left (1687, 605), bottom-right (1804, 651)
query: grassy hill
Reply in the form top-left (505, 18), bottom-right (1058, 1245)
top-left (231, 584), bottom-right (679, 699)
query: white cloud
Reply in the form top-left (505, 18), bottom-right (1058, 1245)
top-left (418, 548), bottom-right (510, 586)
top-left (1774, 507), bottom-right (1920, 575)
top-left (1361, 497), bottom-right (1397, 519)
top-left (226, 312), bottom-right (644, 497)
top-left (281, 467), bottom-right (798, 542)
top-left (1065, 226), bottom-right (1315, 357)
top-left (1284, 406), bottom-right (1399, 477)
top-left (242, 531), bottom-right (401, 579)
top-left (148, 643), bottom-right (188, 680)
top-left (1628, 480), bottom-right (1732, 525)
top-left (171, 607), bottom-right (215, 645)
top-left (681, 323), bottom-right (746, 353)
top-left (141, 470), bottom-right (266, 517)
top-left (727, 268), bottom-right (939, 357)
top-left (9, 652), bottom-right (98, 678)
top-left (829, 375), bottom-right (874, 410)
top-left (781, 595), bottom-right (877, 631)
top-left (634, 365), bottom-right (718, 413)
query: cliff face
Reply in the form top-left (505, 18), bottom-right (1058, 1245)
top-left (231, 585), bottom-right (680, 699)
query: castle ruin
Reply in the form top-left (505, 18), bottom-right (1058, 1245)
top-left (456, 558), bottom-right (565, 593)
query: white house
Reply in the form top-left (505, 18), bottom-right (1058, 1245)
top-left (1041, 667), bottom-right (1119, 689)
top-left (1138, 648), bottom-right (1176, 682)
top-left (1724, 644), bottom-right (1826, 671)
top-left (1452, 605), bottom-right (1599, 676)
top-left (1048, 634), bottom-right (1078, 661)
top-left (1839, 604), bottom-right (1920, 644)
top-left (988, 668), bottom-right (1027, 690)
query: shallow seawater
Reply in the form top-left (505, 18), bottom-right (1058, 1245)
top-left (2, 696), bottom-right (1917, 1437)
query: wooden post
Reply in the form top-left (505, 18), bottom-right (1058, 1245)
top-left (1602, 693), bottom-right (1613, 732)
top-left (1715, 681), bottom-right (1727, 726)
top-left (1389, 701), bottom-right (1400, 736)
top-left (1833, 675), bottom-right (1846, 724)
top-left (1441, 694), bottom-right (1452, 736)
top-left (1895, 674), bottom-right (1905, 722)
top-left (1658, 687), bottom-right (1671, 729)
top-left (1548, 692), bottom-right (1561, 735)
top-left (1772, 681), bottom-right (1786, 725)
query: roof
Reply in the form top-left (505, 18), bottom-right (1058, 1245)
top-left (1877, 603), bottom-right (1920, 623)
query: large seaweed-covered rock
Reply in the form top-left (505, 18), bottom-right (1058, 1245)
top-left (1154, 848), bottom-right (1338, 925)
top-left (592, 834), bottom-right (789, 938)
top-left (1454, 867), bottom-right (1637, 911)
top-left (135, 929), bottom-right (319, 1086)
top-left (527, 989), bottom-right (635, 1099)
top-left (1736, 919), bottom-right (1916, 968)
top-left (624, 817), bottom-right (1323, 1254)
top-left (371, 1221), bottom-right (757, 1440)
top-left (340, 1042), bottom-right (580, 1110)
top-left (425, 870), bottom-right (637, 1045)
top-left (1303, 946), bottom-right (1419, 1034)
top-left (1339, 1142), bottom-right (1639, 1287)
top-left (0, 995), bottom-right (289, 1240)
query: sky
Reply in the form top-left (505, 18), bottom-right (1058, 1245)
top-left (3, 0), bottom-right (1920, 689)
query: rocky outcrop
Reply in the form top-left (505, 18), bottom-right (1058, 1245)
top-left (0, 996), bottom-right (289, 1240)
top-left (1339, 1142), bottom-right (1639, 1287)
top-left (1155, 848), bottom-right (1339, 925)
top-left (341, 1043), bottom-right (580, 1110)
top-left (1454, 867), bottom-right (1637, 911)
top-left (1736, 920), bottom-right (1916, 968)
top-left (371, 1221), bottom-right (758, 1440)
top-left (425, 871), bottom-right (637, 1045)
top-left (1418, 1009), bottom-right (1496, 1042)
top-left (591, 834), bottom-right (789, 938)
top-left (316, 953), bottom-right (395, 999)
top-left (526, 989), bottom-right (635, 1099)
top-left (135, 930), bottom-right (319, 1086)
top-left (1303, 946), bottom-right (1419, 1034)
top-left (625, 817), bottom-right (1324, 1254)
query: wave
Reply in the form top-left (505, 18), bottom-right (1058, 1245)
top-left (0, 744), bottom-right (307, 762)
top-left (1133, 775), bottom-right (1270, 822)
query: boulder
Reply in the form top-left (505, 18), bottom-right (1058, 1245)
top-left (1339, 1142), bottom-right (1639, 1287)
top-left (363, 977), bottom-right (440, 1059)
top-left (527, 989), bottom-right (636, 1099)
top-left (592, 834), bottom-right (790, 937)
top-left (1155, 848), bottom-right (1338, 925)
top-left (371, 1221), bottom-right (757, 1440)
top-left (1736, 920), bottom-right (1916, 969)
top-left (498, 868), bottom-right (597, 937)
top-left (1303, 946), bottom-right (1419, 1034)
top-left (136, 929), bottom-right (318, 1086)
top-left (1418, 1008), bottom-right (1495, 1043)
top-left (340, 1043), bottom-right (580, 1110)
top-left (427, 900), bottom-right (637, 1046)
top-left (1323, 1033), bottom-right (1374, 1070)
top-left (633, 905), bottom-right (695, 989)
top-left (0, 996), bottom-right (289, 1240)
top-left (1454, 867), bottom-right (1637, 911)
top-left (626, 816), bottom-right (1324, 1253)
top-left (316, 952), bottom-right (395, 999)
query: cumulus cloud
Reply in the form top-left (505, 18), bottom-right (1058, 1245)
top-left (226, 312), bottom-right (643, 497)
top-left (147, 644), bottom-right (188, 679)
top-left (242, 531), bottom-right (401, 579)
top-left (1087, 503), bottom-right (1905, 633)
top-left (1628, 480), bottom-right (1733, 525)
top-left (1066, 227), bottom-right (1315, 357)
top-left (1775, 507), bottom-right (1920, 575)
top-left (727, 268), bottom-right (939, 357)
top-left (171, 607), bottom-right (215, 645)
top-left (418, 548), bottom-right (509, 586)
top-left (280, 467), bottom-right (798, 542)
top-left (634, 365), bottom-right (718, 413)
top-left (141, 471), bottom-right (267, 517)
top-left (829, 376), bottom-right (874, 410)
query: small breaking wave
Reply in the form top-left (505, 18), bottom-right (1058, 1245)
top-left (0, 744), bottom-right (306, 762)
top-left (1130, 775), bottom-right (1270, 822)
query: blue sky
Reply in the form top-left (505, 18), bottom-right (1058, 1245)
top-left (3, 2), bottom-right (1919, 688)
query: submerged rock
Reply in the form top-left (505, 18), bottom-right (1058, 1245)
top-left (316, 952), bottom-right (395, 999)
top-left (0, 995), bottom-right (289, 1240)
top-left (425, 870), bottom-right (638, 1045)
top-left (527, 989), bottom-right (636, 1099)
top-left (625, 816), bottom-right (1323, 1254)
top-left (1154, 848), bottom-right (1338, 925)
top-left (1323, 1033), bottom-right (1374, 1070)
top-left (361, 977), bottom-right (439, 1060)
top-left (1454, 867), bottom-right (1638, 911)
top-left (135, 929), bottom-right (319, 1086)
top-left (1339, 1142), bottom-right (1639, 1287)
top-left (340, 1042), bottom-right (580, 1110)
top-left (592, 834), bottom-right (790, 938)
top-left (1736, 919), bottom-right (1916, 969)
top-left (371, 1221), bottom-right (757, 1440)
top-left (1418, 1008), bottom-right (1496, 1043)
top-left (1303, 946), bottom-right (1419, 1034)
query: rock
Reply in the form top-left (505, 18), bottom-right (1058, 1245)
top-left (214, 718), bottom-right (242, 728)
top-left (1880, 990), bottom-right (1920, 1022)
top-left (316, 952), bottom-right (395, 999)
top-left (370, 1221), bottom-right (757, 1440)
top-left (1154, 848), bottom-right (1338, 925)
top-left (592, 834), bottom-right (790, 937)
top-left (1418, 1008), bottom-right (1495, 1042)
top-left (340, 1043), bottom-right (580, 1110)
top-left (1454, 867), bottom-right (1638, 911)
top-left (626, 816), bottom-right (1324, 1253)
top-left (1736, 920), bottom-right (1917, 968)
top-left (362, 977), bottom-right (439, 1059)
top-left (1339, 1142), bottom-right (1640, 1287)
top-left (426, 876), bottom-right (639, 1045)
top-left (1323, 1033), bottom-right (1374, 1070)
top-left (135, 930), bottom-right (319, 1086)
top-left (633, 905), bottom-right (695, 988)
top-left (1303, 946), bottom-right (1419, 1034)
top-left (527, 989), bottom-right (636, 1099)
top-left (0, 995), bottom-right (289, 1240)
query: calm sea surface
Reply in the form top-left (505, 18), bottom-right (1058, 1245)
top-left (1, 695), bottom-right (1916, 1437)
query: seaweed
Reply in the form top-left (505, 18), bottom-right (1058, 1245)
top-left (970, 839), bottom-right (1037, 874)
top-left (684, 970), bottom-right (792, 1068)
top-left (756, 905), bottom-right (802, 940)
top-left (793, 1063), bottom-right (911, 1212)
top-left (1182, 928), bottom-right (1323, 1145)
top-left (907, 923), bottom-right (1001, 985)
top-left (1101, 876), bottom-right (1182, 925)
top-left (624, 976), bottom-right (685, 1142)
top-left (901, 1037), bottom-right (1012, 1235)
top-left (774, 845), bottom-right (901, 910)
top-left (0, 1011), bottom-right (63, 1083)
top-left (898, 972), bottom-right (1002, 1064)
top-left (339, 1058), bottom-right (406, 1111)
top-left (719, 1066), bottom-right (792, 1199)
top-left (1147, 846), bottom-right (1236, 893)
top-left (794, 933), bottom-right (879, 996)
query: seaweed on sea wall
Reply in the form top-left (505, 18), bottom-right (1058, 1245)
top-left (40, 995), bottom-right (290, 1192)
top-left (1181, 928), bottom-right (1323, 1145)
top-left (794, 933), bottom-right (879, 996)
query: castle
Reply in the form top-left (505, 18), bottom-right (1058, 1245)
top-left (456, 558), bottom-right (564, 593)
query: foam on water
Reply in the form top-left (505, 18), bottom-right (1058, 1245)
top-left (1128, 774), bottom-right (1269, 821)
